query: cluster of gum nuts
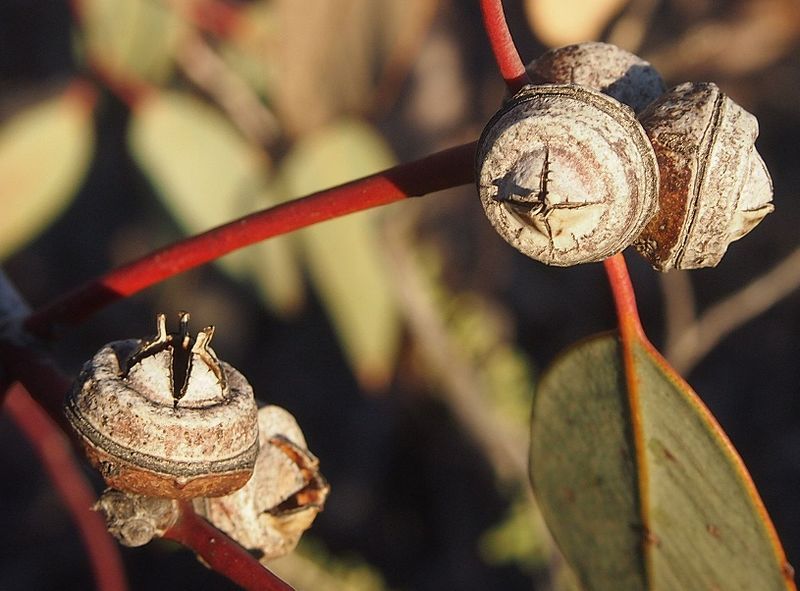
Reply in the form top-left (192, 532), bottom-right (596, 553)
top-left (65, 312), bottom-right (329, 559)
top-left (476, 42), bottom-right (774, 270)
top-left (62, 42), bottom-right (773, 560)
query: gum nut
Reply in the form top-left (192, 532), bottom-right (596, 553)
top-left (477, 84), bottom-right (659, 266)
top-left (526, 42), bottom-right (666, 113)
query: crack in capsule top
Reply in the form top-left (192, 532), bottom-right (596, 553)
top-left (123, 312), bottom-right (229, 409)
top-left (476, 84), bottom-right (659, 266)
top-left (65, 312), bottom-right (259, 499)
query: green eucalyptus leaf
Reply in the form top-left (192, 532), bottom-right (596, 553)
top-left (530, 335), bottom-right (643, 590)
top-left (79, 0), bottom-right (185, 84)
top-left (129, 90), bottom-right (268, 229)
top-left (246, 235), bottom-right (306, 317)
top-left (479, 493), bottom-right (549, 572)
top-left (530, 333), bottom-right (794, 590)
top-left (128, 90), bottom-right (304, 316)
top-left (0, 86), bottom-right (95, 259)
top-left (280, 118), bottom-right (401, 391)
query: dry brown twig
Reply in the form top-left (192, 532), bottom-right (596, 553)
top-left (383, 204), bottom-right (529, 486)
top-left (664, 245), bottom-right (800, 375)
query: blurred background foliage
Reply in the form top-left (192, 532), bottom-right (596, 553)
top-left (0, 0), bottom-right (798, 589)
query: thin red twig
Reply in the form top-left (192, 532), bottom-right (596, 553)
top-left (603, 253), bottom-right (646, 340)
top-left (3, 383), bottom-right (129, 591)
top-left (1, 332), bottom-right (298, 590)
top-left (163, 503), bottom-right (295, 591)
top-left (479, 0), bottom-right (531, 93)
top-left (26, 141), bottom-right (477, 336)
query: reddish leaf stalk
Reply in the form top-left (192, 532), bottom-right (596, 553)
top-left (603, 253), bottom-right (646, 341)
top-left (603, 253), bottom-right (653, 581)
top-left (163, 503), bottom-right (295, 591)
top-left (603, 253), bottom-right (797, 588)
top-left (3, 383), bottom-right (128, 591)
top-left (27, 141), bottom-right (477, 335)
top-left (479, 0), bottom-right (531, 93)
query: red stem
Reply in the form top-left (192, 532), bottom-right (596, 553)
top-left (3, 383), bottom-right (129, 591)
top-left (603, 253), bottom-right (645, 340)
top-left (479, 0), bottom-right (531, 93)
top-left (163, 503), bottom-right (295, 591)
top-left (26, 141), bottom-right (476, 336)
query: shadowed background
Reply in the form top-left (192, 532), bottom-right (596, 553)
top-left (1, 1), bottom-right (799, 589)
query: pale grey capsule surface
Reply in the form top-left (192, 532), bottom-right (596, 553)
top-left (634, 82), bottom-right (774, 271)
top-left (477, 84), bottom-right (659, 266)
top-left (526, 42), bottom-right (666, 113)
top-left (65, 313), bottom-right (259, 499)
top-left (193, 405), bottom-right (329, 562)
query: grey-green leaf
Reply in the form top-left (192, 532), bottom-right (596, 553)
top-left (530, 335), bottom-right (644, 590)
top-left (79, 0), bottom-right (185, 84)
top-left (0, 86), bottom-right (95, 260)
top-left (530, 333), bottom-right (794, 590)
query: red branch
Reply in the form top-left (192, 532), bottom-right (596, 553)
top-left (26, 141), bottom-right (477, 335)
top-left (479, 0), bottom-right (531, 93)
top-left (163, 503), bottom-right (295, 591)
top-left (3, 383), bottom-right (129, 591)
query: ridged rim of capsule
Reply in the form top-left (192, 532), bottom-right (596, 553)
top-left (65, 340), bottom-right (259, 480)
top-left (65, 395), bottom-right (260, 479)
top-left (476, 84), bottom-right (659, 266)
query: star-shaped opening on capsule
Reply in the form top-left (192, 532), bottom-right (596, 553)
top-left (491, 146), bottom-right (606, 246)
top-left (123, 312), bottom-right (227, 405)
